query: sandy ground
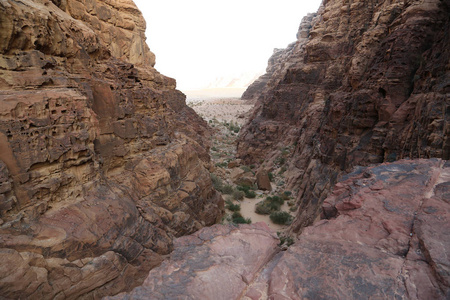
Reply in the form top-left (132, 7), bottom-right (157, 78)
top-left (189, 97), bottom-right (294, 232)
top-left (187, 98), bottom-right (254, 125)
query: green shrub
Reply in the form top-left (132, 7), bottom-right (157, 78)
top-left (240, 166), bottom-right (253, 173)
top-left (245, 190), bottom-right (256, 198)
top-left (269, 196), bottom-right (284, 205)
top-left (268, 201), bottom-right (281, 211)
top-left (221, 185), bottom-right (234, 195)
top-left (268, 172), bottom-right (274, 182)
top-left (211, 174), bottom-right (223, 191)
top-left (225, 200), bottom-right (240, 212)
top-left (276, 157), bottom-right (286, 165)
top-left (215, 162), bottom-right (228, 168)
top-left (237, 184), bottom-right (256, 198)
top-left (270, 211), bottom-right (293, 225)
top-left (231, 212), bottom-right (251, 224)
top-left (232, 190), bottom-right (245, 201)
top-left (255, 201), bottom-right (271, 215)
top-left (278, 234), bottom-right (294, 247)
top-left (281, 191), bottom-right (292, 200)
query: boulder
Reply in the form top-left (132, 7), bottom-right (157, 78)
top-left (256, 169), bottom-right (272, 191)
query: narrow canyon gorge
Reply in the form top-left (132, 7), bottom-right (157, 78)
top-left (0, 0), bottom-right (449, 299)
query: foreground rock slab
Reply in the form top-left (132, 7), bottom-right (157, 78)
top-left (113, 159), bottom-right (450, 299)
top-left (106, 223), bottom-right (280, 300)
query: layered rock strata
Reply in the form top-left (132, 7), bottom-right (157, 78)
top-left (107, 159), bottom-right (450, 299)
top-left (238, 0), bottom-right (450, 231)
top-left (0, 0), bottom-right (222, 298)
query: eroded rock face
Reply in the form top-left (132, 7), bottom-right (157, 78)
top-left (109, 159), bottom-right (450, 299)
top-left (0, 0), bottom-right (223, 298)
top-left (238, 0), bottom-right (450, 230)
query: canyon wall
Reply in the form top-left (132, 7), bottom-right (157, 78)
top-left (0, 0), bottom-right (223, 298)
top-left (238, 0), bottom-right (450, 231)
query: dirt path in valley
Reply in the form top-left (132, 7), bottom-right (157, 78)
top-left (188, 97), bottom-right (295, 233)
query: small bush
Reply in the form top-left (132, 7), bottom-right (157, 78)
top-left (269, 196), bottom-right (284, 205)
top-left (225, 200), bottom-right (241, 212)
top-left (215, 162), bottom-right (228, 168)
top-left (268, 201), bottom-right (281, 211)
top-left (268, 172), bottom-right (274, 182)
top-left (278, 234), bottom-right (294, 247)
top-left (232, 190), bottom-right (245, 201)
top-left (245, 190), bottom-right (256, 198)
top-left (281, 191), bottom-right (292, 200)
top-left (270, 211), bottom-right (293, 225)
top-left (231, 212), bottom-right (251, 224)
top-left (255, 201), bottom-right (271, 215)
top-left (276, 157), bottom-right (286, 165)
top-left (221, 185), bottom-right (234, 195)
top-left (211, 146), bottom-right (218, 151)
top-left (211, 174), bottom-right (223, 191)
top-left (240, 166), bottom-right (253, 173)
top-left (237, 184), bottom-right (256, 198)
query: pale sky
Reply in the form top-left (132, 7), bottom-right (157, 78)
top-left (133, 0), bottom-right (322, 91)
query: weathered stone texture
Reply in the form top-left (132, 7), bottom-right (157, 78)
top-left (0, 0), bottom-right (223, 298)
top-left (109, 160), bottom-right (450, 299)
top-left (238, 0), bottom-right (450, 230)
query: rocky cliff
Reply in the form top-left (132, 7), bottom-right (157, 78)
top-left (238, 0), bottom-right (450, 231)
top-left (107, 159), bottom-right (450, 299)
top-left (0, 0), bottom-right (222, 298)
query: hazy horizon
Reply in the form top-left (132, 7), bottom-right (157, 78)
top-left (133, 0), bottom-right (322, 92)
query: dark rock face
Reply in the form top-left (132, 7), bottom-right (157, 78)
top-left (107, 159), bottom-right (450, 299)
top-left (0, 0), bottom-right (223, 298)
top-left (238, 0), bottom-right (450, 230)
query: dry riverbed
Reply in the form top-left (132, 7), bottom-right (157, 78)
top-left (188, 97), bottom-right (296, 233)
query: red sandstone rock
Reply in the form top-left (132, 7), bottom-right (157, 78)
top-left (105, 223), bottom-right (280, 300)
top-left (238, 0), bottom-right (450, 231)
top-left (111, 159), bottom-right (450, 299)
top-left (256, 169), bottom-right (272, 191)
top-left (0, 0), bottom-right (223, 298)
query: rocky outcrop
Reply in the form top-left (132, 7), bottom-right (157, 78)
top-left (241, 13), bottom-right (317, 100)
top-left (106, 159), bottom-right (450, 299)
top-left (0, 0), bottom-right (222, 298)
top-left (238, 0), bottom-right (450, 230)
